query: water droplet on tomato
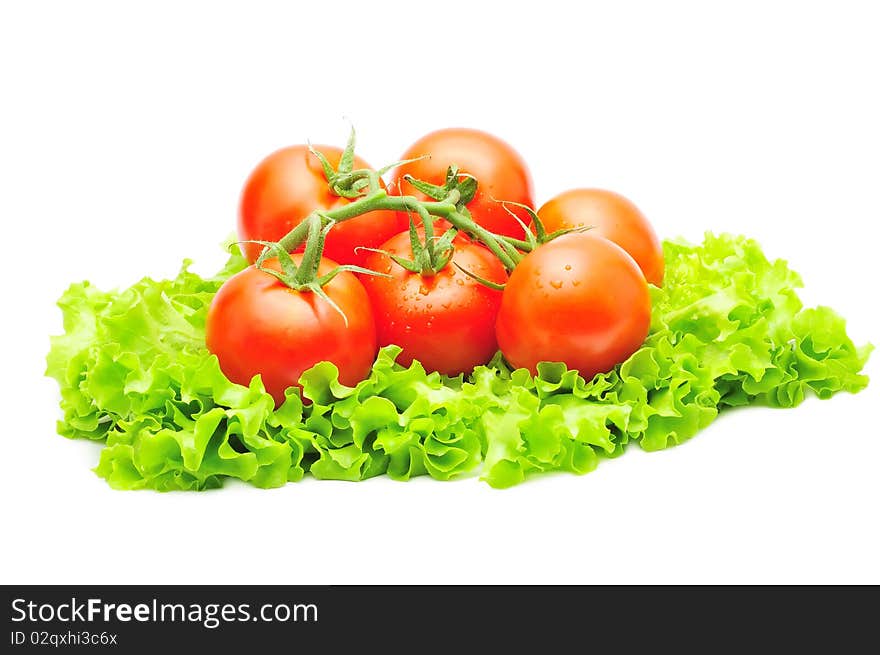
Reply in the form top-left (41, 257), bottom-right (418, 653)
top-left (550, 280), bottom-right (563, 289)
top-left (564, 264), bottom-right (572, 271)
top-left (419, 284), bottom-right (430, 295)
top-left (426, 303), bottom-right (433, 310)
top-left (455, 279), bottom-right (464, 286)
top-left (441, 301), bottom-right (451, 309)
top-left (572, 280), bottom-right (581, 287)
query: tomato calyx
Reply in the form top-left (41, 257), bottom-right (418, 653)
top-left (494, 199), bottom-right (594, 253)
top-left (363, 166), bottom-right (477, 277)
top-left (310, 127), bottom-right (425, 200)
top-left (399, 165), bottom-right (524, 274)
top-left (244, 214), bottom-right (389, 325)
top-left (358, 219), bottom-right (460, 277)
top-left (308, 128), bottom-right (377, 199)
top-left (402, 165), bottom-right (479, 207)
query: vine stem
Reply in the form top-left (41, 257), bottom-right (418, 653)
top-left (271, 186), bottom-right (521, 273)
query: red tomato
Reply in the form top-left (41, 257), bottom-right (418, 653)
top-left (537, 188), bottom-right (664, 286)
top-left (238, 145), bottom-right (404, 266)
top-left (389, 128), bottom-right (534, 240)
top-left (359, 231), bottom-right (508, 376)
top-left (205, 255), bottom-right (377, 406)
top-left (496, 233), bottom-right (651, 378)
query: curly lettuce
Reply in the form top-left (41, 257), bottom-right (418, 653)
top-left (46, 235), bottom-right (871, 490)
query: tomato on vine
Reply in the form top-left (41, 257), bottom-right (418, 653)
top-left (238, 144), bottom-right (403, 266)
top-left (537, 188), bottom-right (664, 286)
top-left (206, 252), bottom-right (377, 406)
top-left (496, 232), bottom-right (651, 379)
top-left (359, 230), bottom-right (507, 376)
top-left (229, 127), bottom-right (659, 392)
top-left (389, 128), bottom-right (535, 240)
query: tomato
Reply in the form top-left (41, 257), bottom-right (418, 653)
top-left (389, 128), bottom-right (534, 240)
top-left (238, 145), bottom-right (404, 266)
top-left (205, 255), bottom-right (377, 406)
top-left (496, 233), bottom-right (651, 379)
top-left (359, 231), bottom-right (508, 376)
top-left (536, 188), bottom-right (664, 286)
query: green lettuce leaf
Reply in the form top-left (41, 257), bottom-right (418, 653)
top-left (46, 235), bottom-right (871, 490)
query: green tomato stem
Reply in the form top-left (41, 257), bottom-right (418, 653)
top-left (293, 213), bottom-right (326, 286)
top-left (501, 236), bottom-right (536, 251)
top-left (267, 170), bottom-right (524, 288)
top-left (277, 217), bottom-right (314, 253)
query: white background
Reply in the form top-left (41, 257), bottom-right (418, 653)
top-left (1, 1), bottom-right (878, 584)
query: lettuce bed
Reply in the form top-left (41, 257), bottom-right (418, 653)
top-left (46, 234), bottom-right (871, 490)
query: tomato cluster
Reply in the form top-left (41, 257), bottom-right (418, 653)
top-left (206, 128), bottom-right (663, 405)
